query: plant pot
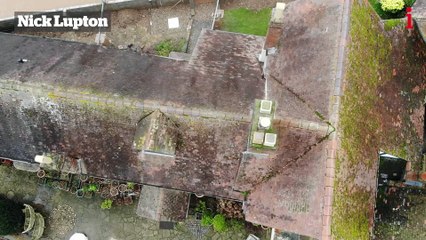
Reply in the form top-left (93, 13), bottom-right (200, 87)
top-left (111, 180), bottom-right (119, 187)
top-left (60, 172), bottom-right (70, 180)
top-left (84, 191), bottom-right (94, 199)
top-left (79, 174), bottom-right (89, 182)
top-left (70, 186), bottom-right (78, 194)
top-left (58, 181), bottom-right (68, 191)
top-left (123, 196), bottom-right (133, 205)
top-left (51, 181), bottom-right (60, 189)
top-left (261, 225), bottom-right (269, 230)
top-left (195, 193), bottom-right (204, 198)
top-left (115, 197), bottom-right (124, 206)
top-left (100, 191), bottom-right (110, 199)
top-left (37, 169), bottom-right (46, 178)
top-left (110, 187), bottom-right (119, 197)
top-left (76, 189), bottom-right (85, 198)
top-left (118, 184), bottom-right (127, 193)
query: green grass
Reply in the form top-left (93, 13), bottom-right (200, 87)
top-left (332, 2), bottom-right (392, 239)
top-left (154, 38), bottom-right (186, 57)
top-left (383, 19), bottom-right (405, 31)
top-left (221, 8), bottom-right (272, 36)
top-left (368, 0), bottom-right (416, 19)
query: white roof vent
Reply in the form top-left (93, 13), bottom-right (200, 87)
top-left (276, 2), bottom-right (286, 10)
top-left (168, 17), bottom-right (180, 29)
top-left (258, 117), bottom-right (271, 129)
top-left (258, 49), bottom-right (267, 63)
top-left (34, 155), bottom-right (52, 164)
top-left (263, 133), bottom-right (277, 147)
top-left (252, 131), bottom-right (265, 145)
top-left (260, 100), bottom-right (272, 114)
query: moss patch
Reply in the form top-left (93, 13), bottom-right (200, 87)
top-left (332, 2), bottom-right (391, 239)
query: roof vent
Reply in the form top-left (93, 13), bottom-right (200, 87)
top-left (252, 131), bottom-right (265, 145)
top-left (34, 155), bottom-right (52, 164)
top-left (260, 100), bottom-right (272, 114)
top-left (258, 117), bottom-right (271, 129)
top-left (168, 17), bottom-right (180, 29)
top-left (263, 133), bottom-right (277, 147)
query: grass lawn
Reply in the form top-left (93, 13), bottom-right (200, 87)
top-left (332, 2), bottom-right (391, 239)
top-left (368, 0), bottom-right (416, 19)
top-left (220, 8), bottom-right (272, 36)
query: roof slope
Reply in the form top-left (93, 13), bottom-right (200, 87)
top-left (0, 29), bottom-right (264, 199)
top-left (0, 30), bottom-right (264, 115)
top-left (265, 0), bottom-right (341, 122)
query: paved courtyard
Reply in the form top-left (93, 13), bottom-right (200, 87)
top-left (0, 165), bottom-right (259, 240)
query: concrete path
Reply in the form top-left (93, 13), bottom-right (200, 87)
top-left (0, 165), bottom-right (252, 240)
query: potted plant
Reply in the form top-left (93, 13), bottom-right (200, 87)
top-left (111, 180), bottom-right (119, 188)
top-left (100, 199), bottom-right (113, 210)
top-left (79, 174), bottom-right (89, 182)
top-left (118, 184), bottom-right (127, 193)
top-left (127, 182), bottom-right (135, 191)
top-left (123, 195), bottom-right (133, 205)
top-left (110, 187), bottom-right (119, 197)
top-left (76, 189), bottom-right (85, 198)
top-left (37, 169), bottom-right (46, 178)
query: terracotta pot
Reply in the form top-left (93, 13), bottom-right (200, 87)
top-left (118, 184), bottom-right (127, 193)
top-left (37, 170), bottom-right (46, 178)
top-left (79, 174), bottom-right (89, 182)
top-left (420, 172), bottom-right (426, 181)
top-left (123, 196), bottom-right (133, 205)
top-left (111, 180), bottom-right (119, 187)
top-left (110, 187), bottom-right (119, 197)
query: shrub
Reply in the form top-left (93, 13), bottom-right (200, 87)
top-left (380, 0), bottom-right (405, 12)
top-left (154, 39), bottom-right (186, 57)
top-left (83, 183), bottom-right (98, 192)
top-left (212, 214), bottom-right (228, 232)
top-left (101, 199), bottom-right (113, 210)
top-left (0, 197), bottom-right (24, 235)
top-left (201, 214), bottom-right (213, 226)
top-left (229, 219), bottom-right (245, 231)
top-left (127, 182), bottom-right (135, 190)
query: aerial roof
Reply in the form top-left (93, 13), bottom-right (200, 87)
top-left (0, 0), bottom-right (344, 237)
top-left (0, 29), bottom-right (264, 199)
top-left (0, 30), bottom-right (264, 116)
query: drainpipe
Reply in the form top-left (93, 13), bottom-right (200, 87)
top-left (97, 0), bottom-right (105, 45)
top-left (270, 228), bottom-right (276, 240)
top-left (212, 0), bottom-right (220, 30)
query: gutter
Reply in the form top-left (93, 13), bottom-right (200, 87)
top-left (211, 0), bottom-right (220, 30)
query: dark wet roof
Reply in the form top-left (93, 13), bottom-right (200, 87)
top-left (265, 0), bottom-right (340, 122)
top-left (0, 29), bottom-right (263, 199)
top-left (0, 29), bottom-right (264, 115)
top-left (244, 0), bottom-right (342, 238)
top-left (243, 122), bottom-right (327, 238)
top-left (137, 185), bottom-right (189, 222)
top-left (0, 2), bottom-right (341, 236)
top-left (141, 116), bottom-right (249, 200)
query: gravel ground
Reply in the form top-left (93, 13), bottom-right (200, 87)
top-left (151, 3), bottom-right (191, 40)
top-left (187, 3), bottom-right (216, 53)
